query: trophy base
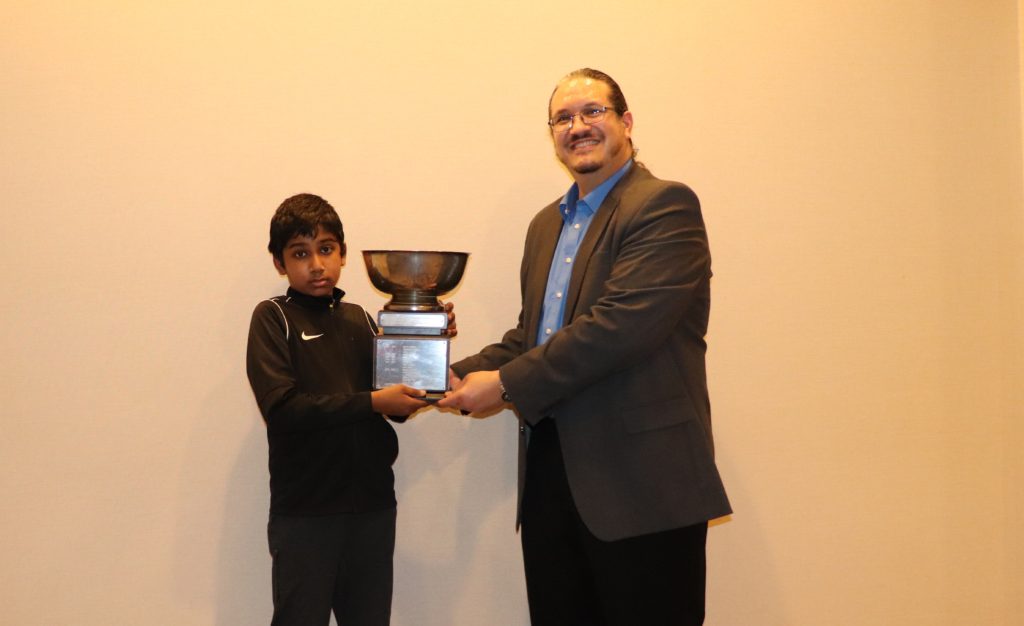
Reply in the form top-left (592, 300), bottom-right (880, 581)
top-left (383, 289), bottom-right (444, 312)
top-left (372, 335), bottom-right (450, 394)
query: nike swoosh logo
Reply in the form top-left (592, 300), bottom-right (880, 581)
top-left (301, 331), bottom-right (324, 341)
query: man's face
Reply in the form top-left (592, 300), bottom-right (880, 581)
top-left (273, 227), bottom-right (346, 297)
top-left (549, 77), bottom-right (633, 183)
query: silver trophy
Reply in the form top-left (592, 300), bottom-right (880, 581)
top-left (362, 250), bottom-right (469, 399)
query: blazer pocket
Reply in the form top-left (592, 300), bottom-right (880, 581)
top-left (620, 395), bottom-right (697, 434)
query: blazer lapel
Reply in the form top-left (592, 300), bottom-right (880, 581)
top-left (563, 165), bottom-right (647, 323)
top-left (524, 204), bottom-right (563, 347)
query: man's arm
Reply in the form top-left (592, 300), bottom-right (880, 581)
top-left (450, 309), bottom-right (527, 378)
top-left (438, 309), bottom-right (525, 414)
top-left (438, 229), bottom-right (537, 414)
top-left (443, 220), bottom-right (537, 396)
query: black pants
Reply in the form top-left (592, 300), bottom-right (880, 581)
top-left (267, 508), bottom-right (396, 626)
top-left (521, 418), bottom-right (708, 626)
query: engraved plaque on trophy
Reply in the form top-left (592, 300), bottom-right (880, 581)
top-left (362, 250), bottom-right (469, 400)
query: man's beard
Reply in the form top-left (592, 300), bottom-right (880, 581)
top-left (572, 160), bottom-right (602, 174)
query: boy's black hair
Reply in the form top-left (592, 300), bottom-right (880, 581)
top-left (268, 193), bottom-right (346, 263)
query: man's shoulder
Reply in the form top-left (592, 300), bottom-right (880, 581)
top-left (612, 166), bottom-right (699, 214)
top-left (620, 164), bottom-right (695, 196)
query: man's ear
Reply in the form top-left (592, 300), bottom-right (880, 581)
top-left (340, 242), bottom-right (347, 266)
top-left (273, 256), bottom-right (286, 275)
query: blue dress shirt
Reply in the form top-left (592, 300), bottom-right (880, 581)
top-left (536, 160), bottom-right (633, 345)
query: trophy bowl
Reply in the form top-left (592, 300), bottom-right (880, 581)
top-left (362, 250), bottom-right (469, 311)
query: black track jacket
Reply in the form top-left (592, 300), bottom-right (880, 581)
top-left (246, 287), bottom-right (398, 516)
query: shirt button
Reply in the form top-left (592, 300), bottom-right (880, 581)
top-left (545, 328), bottom-right (552, 335)
top-left (565, 257), bottom-right (572, 263)
top-left (556, 291), bottom-right (562, 298)
top-left (574, 223), bottom-right (581, 229)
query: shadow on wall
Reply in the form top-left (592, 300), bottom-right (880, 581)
top-left (390, 409), bottom-right (522, 626)
top-left (171, 371), bottom-right (271, 625)
top-left (707, 443), bottom-right (783, 625)
top-left (179, 381), bottom-right (520, 625)
top-left (216, 418), bottom-right (272, 625)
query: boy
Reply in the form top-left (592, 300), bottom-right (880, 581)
top-left (246, 193), bottom-right (433, 625)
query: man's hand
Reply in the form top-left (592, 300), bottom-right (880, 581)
top-left (436, 370), bottom-right (505, 415)
top-left (371, 384), bottom-right (428, 417)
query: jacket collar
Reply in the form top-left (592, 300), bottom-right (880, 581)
top-left (285, 287), bottom-right (344, 308)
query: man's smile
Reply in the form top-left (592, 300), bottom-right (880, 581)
top-left (569, 137), bottom-right (600, 151)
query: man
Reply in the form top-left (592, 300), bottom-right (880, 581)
top-left (438, 68), bottom-right (731, 625)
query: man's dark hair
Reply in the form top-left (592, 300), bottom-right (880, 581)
top-left (548, 67), bottom-right (630, 118)
top-left (268, 193), bottom-right (345, 263)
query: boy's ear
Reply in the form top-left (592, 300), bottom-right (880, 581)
top-left (340, 242), bottom-right (347, 265)
top-left (272, 256), bottom-right (286, 275)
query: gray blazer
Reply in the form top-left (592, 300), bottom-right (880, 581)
top-left (452, 164), bottom-right (731, 541)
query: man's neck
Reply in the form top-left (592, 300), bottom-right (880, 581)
top-left (573, 156), bottom-right (631, 197)
top-left (574, 175), bottom-right (599, 198)
top-left (573, 155), bottom-right (631, 197)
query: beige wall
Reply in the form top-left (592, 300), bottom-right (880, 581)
top-left (2, 1), bottom-right (1021, 624)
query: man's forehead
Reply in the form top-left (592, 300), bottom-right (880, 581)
top-left (553, 77), bottom-right (609, 103)
top-left (562, 76), bottom-right (596, 89)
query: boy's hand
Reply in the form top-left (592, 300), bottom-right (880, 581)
top-left (371, 384), bottom-right (428, 417)
top-left (441, 300), bottom-right (457, 337)
top-left (449, 368), bottom-right (463, 390)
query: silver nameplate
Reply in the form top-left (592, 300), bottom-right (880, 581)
top-left (378, 311), bottom-right (448, 329)
top-left (372, 335), bottom-right (450, 393)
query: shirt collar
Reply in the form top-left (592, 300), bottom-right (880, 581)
top-left (559, 159), bottom-right (633, 224)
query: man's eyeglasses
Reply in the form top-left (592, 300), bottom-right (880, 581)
top-left (548, 106), bottom-right (614, 133)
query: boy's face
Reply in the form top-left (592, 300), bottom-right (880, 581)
top-left (273, 227), bottom-right (346, 298)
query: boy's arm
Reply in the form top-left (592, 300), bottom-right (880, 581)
top-left (245, 301), bottom-right (376, 435)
